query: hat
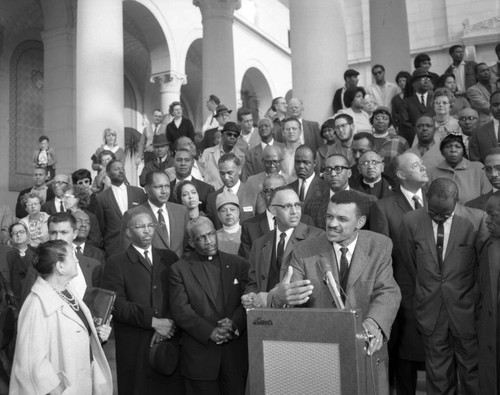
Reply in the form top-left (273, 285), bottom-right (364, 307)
top-left (209, 94), bottom-right (220, 105)
top-left (152, 133), bottom-right (169, 147)
top-left (411, 67), bottom-right (433, 83)
top-left (215, 104), bottom-right (232, 118)
top-left (149, 337), bottom-right (179, 376)
top-left (222, 122), bottom-right (240, 135)
top-left (216, 191), bottom-right (240, 211)
top-left (344, 69), bottom-right (359, 79)
top-left (439, 131), bottom-right (466, 153)
top-left (373, 106), bottom-right (391, 116)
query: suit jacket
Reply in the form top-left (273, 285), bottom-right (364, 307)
top-left (246, 223), bottom-right (325, 296)
top-left (444, 61), bottom-right (477, 91)
top-left (289, 231), bottom-right (401, 395)
top-left (169, 251), bottom-right (248, 382)
top-left (477, 237), bottom-right (500, 395)
top-left (351, 175), bottom-right (394, 200)
top-left (138, 123), bottom-right (167, 159)
top-left (245, 171), bottom-right (295, 215)
top-left (96, 185), bottom-right (147, 258)
top-left (490, 61), bottom-right (500, 85)
top-left (369, 189), bottom-right (426, 360)
top-left (238, 212), bottom-right (316, 259)
top-left (82, 243), bottom-right (106, 265)
top-left (101, 246), bottom-right (182, 395)
top-left (16, 187), bottom-right (55, 218)
top-left (398, 204), bottom-right (489, 338)
top-left (168, 176), bottom-right (215, 213)
top-left (139, 156), bottom-right (175, 187)
top-left (400, 93), bottom-right (435, 145)
top-left (79, 255), bottom-right (102, 289)
top-left (199, 145), bottom-right (246, 190)
top-left (332, 87), bottom-right (344, 114)
top-left (289, 176), bottom-right (334, 229)
top-left (468, 120), bottom-right (497, 163)
top-left (241, 141), bottom-right (285, 181)
top-left (166, 116), bottom-right (195, 144)
top-left (465, 190), bottom-right (495, 211)
top-left (129, 202), bottom-right (189, 259)
top-left (467, 82), bottom-right (496, 125)
top-left (206, 183), bottom-right (255, 230)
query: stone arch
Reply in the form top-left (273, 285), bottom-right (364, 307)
top-left (182, 38), bottom-right (203, 130)
top-left (240, 66), bottom-right (273, 123)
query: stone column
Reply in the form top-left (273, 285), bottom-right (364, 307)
top-left (289, 0), bottom-right (347, 121)
top-left (76, 0), bottom-right (124, 170)
top-left (370, 0), bottom-right (411, 82)
top-left (193, 0), bottom-right (241, 119)
top-left (151, 71), bottom-right (188, 119)
top-left (41, 26), bottom-right (75, 176)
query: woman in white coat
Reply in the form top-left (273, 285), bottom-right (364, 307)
top-left (9, 240), bottom-right (113, 394)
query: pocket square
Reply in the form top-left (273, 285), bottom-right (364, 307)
top-left (132, 202), bottom-right (139, 206)
top-left (233, 278), bottom-right (239, 285)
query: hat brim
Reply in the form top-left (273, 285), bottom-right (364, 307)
top-left (149, 338), bottom-right (179, 376)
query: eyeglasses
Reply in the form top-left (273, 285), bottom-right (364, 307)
top-left (485, 165), bottom-right (500, 174)
top-left (374, 115), bottom-right (389, 121)
top-left (224, 132), bottom-right (239, 138)
top-left (76, 179), bottom-right (91, 185)
top-left (194, 230), bottom-right (216, 243)
top-left (128, 223), bottom-right (157, 231)
top-left (263, 159), bottom-right (282, 166)
top-left (11, 230), bottom-right (26, 236)
top-left (459, 116), bottom-right (478, 121)
top-left (272, 202), bottom-right (303, 211)
top-left (359, 160), bottom-right (383, 167)
top-left (324, 166), bottom-right (349, 175)
top-left (435, 101), bottom-right (450, 106)
top-left (54, 181), bottom-right (68, 186)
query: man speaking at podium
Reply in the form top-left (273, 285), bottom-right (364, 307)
top-left (284, 189), bottom-right (401, 394)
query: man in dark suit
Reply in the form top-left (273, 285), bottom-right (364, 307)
top-left (399, 179), bottom-right (489, 395)
top-left (283, 190), bottom-right (401, 394)
top-left (400, 68), bottom-right (436, 145)
top-left (131, 170), bottom-right (189, 259)
top-left (47, 212), bottom-right (101, 298)
top-left (351, 150), bottom-right (393, 200)
top-left (444, 45), bottom-right (477, 93)
top-left (241, 117), bottom-right (284, 181)
top-left (206, 153), bottom-right (255, 229)
top-left (101, 208), bottom-right (183, 395)
top-left (242, 186), bottom-right (324, 309)
top-left (288, 145), bottom-right (330, 228)
top-left (169, 217), bottom-right (248, 395)
top-left (239, 173), bottom-right (315, 259)
top-left (477, 192), bottom-right (500, 395)
top-left (469, 90), bottom-right (500, 163)
top-left (168, 148), bottom-right (214, 212)
top-left (16, 166), bottom-right (55, 218)
top-left (137, 108), bottom-right (167, 165)
top-left (96, 160), bottom-right (147, 258)
top-left (139, 134), bottom-right (174, 187)
top-left (42, 174), bottom-right (70, 215)
top-left (466, 147), bottom-right (500, 210)
top-left (72, 210), bottom-right (105, 265)
top-left (332, 69), bottom-right (359, 114)
top-left (370, 152), bottom-right (428, 395)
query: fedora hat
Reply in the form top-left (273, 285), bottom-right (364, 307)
top-left (222, 122), bottom-right (240, 135)
top-left (215, 105), bottom-right (232, 118)
top-left (411, 67), bottom-right (433, 83)
top-left (149, 337), bottom-right (179, 376)
top-left (152, 133), bottom-right (169, 147)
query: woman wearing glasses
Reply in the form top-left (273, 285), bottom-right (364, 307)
top-left (20, 193), bottom-right (49, 248)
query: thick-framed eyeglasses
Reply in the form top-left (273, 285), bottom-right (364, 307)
top-left (359, 160), bottom-right (383, 167)
top-left (272, 202), bottom-right (303, 211)
top-left (76, 179), bottom-right (91, 185)
top-left (128, 223), bottom-right (157, 231)
top-left (11, 230), bottom-right (26, 237)
top-left (263, 159), bottom-right (282, 166)
top-left (324, 166), bottom-right (349, 175)
top-left (374, 115), bottom-right (389, 121)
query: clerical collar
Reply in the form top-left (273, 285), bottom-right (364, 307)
top-left (362, 177), bottom-right (382, 188)
top-left (196, 251), bottom-right (218, 261)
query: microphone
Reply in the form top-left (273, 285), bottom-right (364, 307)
top-left (318, 257), bottom-right (345, 309)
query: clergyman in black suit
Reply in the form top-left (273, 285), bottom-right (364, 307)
top-left (466, 148), bottom-right (500, 210)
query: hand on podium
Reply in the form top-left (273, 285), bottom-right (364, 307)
top-left (270, 266), bottom-right (314, 308)
top-left (363, 317), bottom-right (383, 356)
top-left (241, 292), bottom-right (269, 309)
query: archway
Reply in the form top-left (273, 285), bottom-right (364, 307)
top-left (240, 67), bottom-right (273, 124)
top-left (183, 38), bottom-right (203, 131)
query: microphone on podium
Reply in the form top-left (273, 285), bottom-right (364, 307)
top-left (318, 257), bottom-right (345, 309)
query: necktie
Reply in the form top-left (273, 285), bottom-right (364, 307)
top-left (412, 195), bottom-right (422, 209)
top-left (276, 232), bottom-right (286, 269)
top-left (144, 250), bottom-right (153, 266)
top-left (60, 200), bottom-right (65, 212)
top-left (299, 180), bottom-right (306, 202)
top-left (339, 247), bottom-right (349, 301)
top-left (436, 221), bottom-right (445, 271)
top-left (158, 209), bottom-right (170, 246)
top-left (76, 246), bottom-right (82, 255)
top-left (420, 94), bottom-right (426, 107)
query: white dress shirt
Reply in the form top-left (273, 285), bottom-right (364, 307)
top-left (111, 183), bottom-right (128, 214)
top-left (300, 173), bottom-right (315, 200)
top-left (431, 212), bottom-right (455, 260)
top-left (225, 179), bottom-right (241, 195)
top-left (132, 244), bottom-right (153, 265)
top-left (400, 186), bottom-right (424, 209)
top-left (266, 209), bottom-right (275, 231)
top-left (69, 245), bottom-right (88, 300)
top-left (148, 201), bottom-right (171, 244)
top-left (275, 227), bottom-right (294, 254)
top-left (333, 235), bottom-right (359, 271)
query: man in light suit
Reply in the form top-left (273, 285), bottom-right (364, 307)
top-left (399, 178), bottom-right (489, 395)
top-left (241, 186), bottom-right (324, 309)
top-left (466, 147), bottom-right (500, 210)
top-left (288, 145), bottom-right (331, 229)
top-left (96, 160), bottom-right (147, 258)
top-left (129, 170), bottom-right (189, 259)
top-left (102, 208), bottom-right (183, 395)
top-left (137, 109), bottom-right (167, 165)
top-left (469, 91), bottom-right (500, 163)
top-left (241, 117), bottom-right (284, 181)
top-left (235, 107), bottom-right (257, 154)
top-left (282, 190), bottom-right (401, 394)
top-left (489, 43), bottom-right (500, 86)
top-left (370, 152), bottom-right (428, 395)
top-left (206, 153), bottom-right (255, 230)
top-left (467, 63), bottom-right (497, 126)
top-left (169, 217), bottom-right (249, 395)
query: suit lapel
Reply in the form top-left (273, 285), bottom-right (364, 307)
top-left (145, 203), bottom-right (169, 249)
top-left (395, 191), bottom-right (413, 213)
top-left (423, 213), bottom-right (439, 264)
top-left (261, 234), bottom-right (274, 291)
top-left (189, 260), bottom-right (217, 307)
top-left (106, 188), bottom-right (123, 218)
top-left (346, 234), bottom-right (369, 290)
top-left (259, 216), bottom-right (271, 235)
top-left (488, 123), bottom-right (497, 147)
top-left (127, 245), bottom-right (151, 273)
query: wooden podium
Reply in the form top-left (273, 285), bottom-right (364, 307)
top-left (247, 308), bottom-right (367, 395)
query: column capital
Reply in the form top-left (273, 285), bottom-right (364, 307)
top-left (193, 0), bottom-right (241, 20)
top-left (151, 71), bottom-right (188, 93)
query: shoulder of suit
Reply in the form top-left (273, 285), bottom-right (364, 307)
top-left (219, 250), bottom-right (248, 265)
top-left (358, 229), bottom-right (391, 246)
top-left (79, 255), bottom-right (100, 267)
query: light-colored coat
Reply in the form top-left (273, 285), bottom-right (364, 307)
top-left (10, 277), bottom-right (112, 394)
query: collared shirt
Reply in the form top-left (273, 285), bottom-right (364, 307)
top-left (73, 242), bottom-right (86, 254)
top-left (176, 175), bottom-right (193, 184)
top-left (494, 118), bottom-right (500, 140)
top-left (225, 179), bottom-right (241, 195)
top-left (431, 211), bottom-right (455, 260)
top-left (362, 176), bottom-right (382, 188)
top-left (452, 60), bottom-right (466, 92)
top-left (400, 186), bottom-right (424, 209)
top-left (330, 184), bottom-right (350, 198)
top-left (297, 118), bottom-right (305, 145)
top-left (260, 138), bottom-right (275, 151)
top-left (54, 197), bottom-right (65, 213)
top-left (148, 201), bottom-right (171, 242)
top-left (275, 227), bottom-right (294, 255)
top-left (333, 235), bottom-right (359, 271)
top-left (241, 129), bottom-right (255, 145)
top-left (299, 173), bottom-right (315, 200)
top-left (132, 244), bottom-right (153, 265)
top-left (416, 91), bottom-right (429, 106)
top-left (68, 249), bottom-right (87, 299)
top-left (111, 183), bottom-right (128, 214)
top-left (266, 209), bottom-right (275, 231)
top-left (201, 112), bottom-right (219, 134)
top-left (192, 161), bottom-right (203, 181)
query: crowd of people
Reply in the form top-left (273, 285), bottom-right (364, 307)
top-left (0, 43), bottom-right (499, 395)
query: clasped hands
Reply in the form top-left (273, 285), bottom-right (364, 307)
top-left (210, 318), bottom-right (236, 345)
top-left (151, 317), bottom-right (176, 346)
